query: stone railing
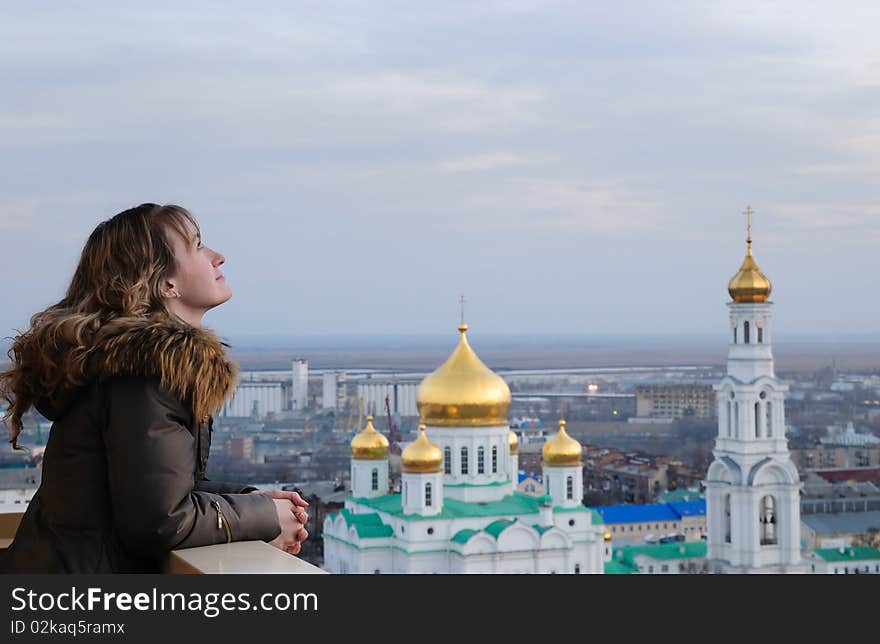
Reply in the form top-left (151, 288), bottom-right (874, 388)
top-left (1, 508), bottom-right (326, 574)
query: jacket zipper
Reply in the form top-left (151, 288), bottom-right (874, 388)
top-left (211, 500), bottom-right (232, 543)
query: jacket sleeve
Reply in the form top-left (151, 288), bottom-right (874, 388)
top-left (102, 376), bottom-right (281, 557)
top-left (194, 479), bottom-right (258, 494)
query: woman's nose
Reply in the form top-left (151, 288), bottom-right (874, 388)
top-left (213, 250), bottom-right (225, 266)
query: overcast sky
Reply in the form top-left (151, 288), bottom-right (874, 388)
top-left (1, 1), bottom-right (878, 343)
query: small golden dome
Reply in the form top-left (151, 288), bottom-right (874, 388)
top-left (728, 239), bottom-right (771, 303)
top-left (542, 419), bottom-right (583, 466)
top-left (350, 415), bottom-right (389, 460)
top-left (402, 424), bottom-right (442, 473)
top-left (417, 323), bottom-right (511, 427)
top-left (604, 531), bottom-right (612, 542)
top-left (509, 430), bottom-right (519, 454)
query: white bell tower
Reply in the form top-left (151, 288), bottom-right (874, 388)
top-left (705, 207), bottom-right (804, 573)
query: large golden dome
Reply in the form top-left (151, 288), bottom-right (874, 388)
top-left (543, 419), bottom-right (583, 466)
top-left (417, 324), bottom-right (511, 427)
top-left (509, 430), bottom-right (519, 454)
top-left (402, 424), bottom-right (443, 473)
top-left (728, 238), bottom-right (771, 303)
top-left (350, 416), bottom-right (389, 460)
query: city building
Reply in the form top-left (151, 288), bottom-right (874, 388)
top-left (790, 422), bottom-right (880, 470)
top-left (516, 471), bottom-right (543, 496)
top-left (595, 500), bottom-right (707, 544)
top-left (705, 216), bottom-right (805, 573)
top-left (801, 512), bottom-right (880, 550)
top-left (357, 379), bottom-right (420, 418)
top-left (322, 371), bottom-right (347, 411)
top-left (323, 323), bottom-right (607, 574)
top-left (221, 380), bottom-right (287, 418)
top-left (607, 542), bottom-right (709, 574)
top-left (584, 446), bottom-right (702, 505)
top-left (291, 359), bottom-right (309, 410)
top-left (805, 546), bottom-right (880, 575)
top-left (634, 382), bottom-right (717, 420)
top-left (228, 436), bottom-right (255, 462)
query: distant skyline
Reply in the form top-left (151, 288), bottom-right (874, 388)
top-left (2, 2), bottom-right (878, 339)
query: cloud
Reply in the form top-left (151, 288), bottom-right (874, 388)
top-left (433, 153), bottom-right (532, 173)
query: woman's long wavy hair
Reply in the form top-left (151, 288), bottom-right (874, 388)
top-left (0, 203), bottom-right (199, 448)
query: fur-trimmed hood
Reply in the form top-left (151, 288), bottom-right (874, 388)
top-left (34, 317), bottom-right (238, 424)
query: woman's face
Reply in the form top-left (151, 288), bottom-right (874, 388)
top-left (163, 220), bottom-right (232, 325)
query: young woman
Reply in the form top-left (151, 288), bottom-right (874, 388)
top-left (0, 203), bottom-right (308, 573)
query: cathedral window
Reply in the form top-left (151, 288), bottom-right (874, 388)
top-left (755, 402), bottom-right (760, 438)
top-left (444, 447), bottom-right (451, 474)
top-left (461, 447), bottom-right (469, 475)
top-left (744, 321), bottom-right (750, 344)
top-left (760, 495), bottom-right (777, 545)
top-left (574, 564), bottom-right (580, 574)
top-left (726, 401), bottom-right (732, 437)
top-left (425, 482), bottom-right (433, 507)
top-left (766, 401), bottom-right (773, 438)
top-left (758, 327), bottom-right (764, 343)
top-left (492, 446), bottom-right (498, 473)
top-left (724, 494), bottom-right (732, 543)
top-left (734, 403), bottom-right (739, 437)
top-left (371, 468), bottom-right (378, 491)
top-left (566, 476), bottom-right (574, 500)
top-left (478, 446), bottom-right (485, 474)
top-left (733, 325), bottom-right (737, 344)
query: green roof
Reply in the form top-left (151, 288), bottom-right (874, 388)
top-left (451, 529), bottom-right (479, 544)
top-left (532, 524), bottom-right (553, 535)
top-left (337, 508), bottom-right (394, 539)
top-left (352, 491), bottom-right (548, 521)
top-left (485, 519), bottom-right (515, 538)
top-left (604, 559), bottom-right (637, 574)
top-left (614, 541), bottom-right (707, 565)
top-left (814, 546), bottom-right (880, 562)
top-left (655, 488), bottom-right (705, 503)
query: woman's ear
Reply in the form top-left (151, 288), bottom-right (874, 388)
top-left (163, 279), bottom-right (180, 299)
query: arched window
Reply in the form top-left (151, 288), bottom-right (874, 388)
top-left (491, 446), bottom-right (498, 473)
top-left (460, 447), bottom-right (469, 475)
top-left (766, 401), bottom-right (773, 438)
top-left (755, 402), bottom-right (760, 438)
top-left (758, 326), bottom-right (764, 343)
top-left (744, 321), bottom-right (750, 344)
top-left (733, 325), bottom-right (737, 344)
top-left (566, 476), bottom-right (574, 500)
top-left (403, 481), bottom-right (408, 505)
top-left (425, 482), bottom-right (433, 507)
top-left (726, 401), bottom-right (732, 437)
top-left (734, 403), bottom-right (740, 438)
top-left (444, 447), bottom-right (451, 474)
top-left (724, 494), bottom-right (732, 543)
top-left (371, 468), bottom-right (378, 491)
top-left (477, 446), bottom-right (485, 474)
top-left (760, 495), bottom-right (777, 545)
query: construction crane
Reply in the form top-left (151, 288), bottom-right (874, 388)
top-left (385, 394), bottom-right (402, 454)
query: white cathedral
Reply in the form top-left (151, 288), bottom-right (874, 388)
top-left (323, 322), bottom-right (608, 574)
top-left (705, 216), bottom-right (806, 573)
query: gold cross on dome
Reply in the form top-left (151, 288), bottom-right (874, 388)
top-left (743, 205), bottom-right (754, 243)
top-left (459, 294), bottom-right (466, 326)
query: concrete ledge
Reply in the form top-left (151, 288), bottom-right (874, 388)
top-left (0, 508), bottom-right (25, 544)
top-left (164, 541), bottom-right (328, 574)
